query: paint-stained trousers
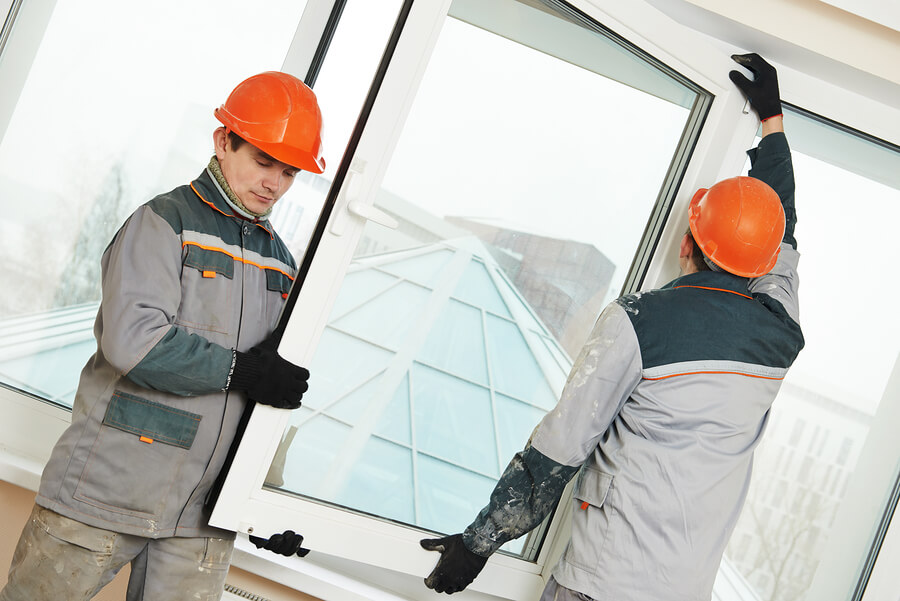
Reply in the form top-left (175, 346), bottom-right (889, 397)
top-left (540, 576), bottom-right (598, 601)
top-left (0, 505), bottom-right (233, 601)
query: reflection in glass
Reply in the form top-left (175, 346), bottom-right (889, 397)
top-left (266, 0), bottom-right (699, 560)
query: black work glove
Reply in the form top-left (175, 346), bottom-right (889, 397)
top-left (729, 52), bottom-right (782, 120)
top-left (229, 338), bottom-right (310, 409)
top-left (249, 530), bottom-right (311, 557)
top-left (421, 534), bottom-right (489, 594)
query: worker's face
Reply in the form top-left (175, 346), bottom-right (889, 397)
top-left (214, 128), bottom-right (298, 215)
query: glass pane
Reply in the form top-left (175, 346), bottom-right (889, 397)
top-left (338, 437), bottom-right (415, 523)
top-left (453, 260), bottom-right (513, 319)
top-left (379, 248), bottom-right (456, 287)
top-left (269, 0), bottom-right (405, 259)
top-left (412, 363), bottom-right (498, 477)
top-left (718, 108), bottom-right (900, 601)
top-left (333, 280), bottom-right (432, 349)
top-left (301, 328), bottom-right (392, 411)
top-left (0, 0), bottom-right (405, 409)
top-left (267, 0), bottom-right (705, 559)
top-left (418, 299), bottom-right (489, 385)
top-left (0, 0), bottom-right (314, 405)
top-left (416, 453), bottom-right (498, 535)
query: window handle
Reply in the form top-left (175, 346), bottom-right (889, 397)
top-left (330, 158), bottom-right (398, 235)
top-left (347, 199), bottom-right (398, 229)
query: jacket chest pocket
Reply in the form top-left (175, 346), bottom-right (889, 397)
top-left (74, 391), bottom-right (203, 519)
top-left (263, 268), bottom-right (294, 326)
top-left (565, 466), bottom-right (614, 572)
top-left (177, 244), bottom-right (235, 336)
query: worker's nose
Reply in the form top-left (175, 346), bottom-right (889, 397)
top-left (262, 168), bottom-right (283, 192)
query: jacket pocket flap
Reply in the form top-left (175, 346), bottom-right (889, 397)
top-left (265, 268), bottom-right (294, 295)
top-left (573, 466), bottom-right (613, 508)
top-left (183, 244), bottom-right (234, 279)
top-left (103, 391), bottom-right (202, 449)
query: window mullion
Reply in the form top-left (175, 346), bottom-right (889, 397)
top-left (0, 0), bottom-right (57, 142)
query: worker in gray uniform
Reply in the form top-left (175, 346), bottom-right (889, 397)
top-left (422, 53), bottom-right (803, 601)
top-left (1, 71), bottom-right (322, 601)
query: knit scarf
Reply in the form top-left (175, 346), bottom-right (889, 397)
top-left (206, 156), bottom-right (272, 221)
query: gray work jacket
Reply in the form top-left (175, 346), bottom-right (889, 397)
top-left (463, 133), bottom-right (803, 601)
top-left (36, 169), bottom-right (296, 539)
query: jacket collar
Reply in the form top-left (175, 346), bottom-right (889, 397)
top-left (662, 270), bottom-right (752, 297)
top-left (190, 170), bottom-right (274, 237)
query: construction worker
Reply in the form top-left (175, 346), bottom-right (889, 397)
top-left (421, 53), bottom-right (803, 600)
top-left (1, 71), bottom-right (323, 601)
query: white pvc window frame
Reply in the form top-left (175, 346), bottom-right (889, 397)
top-left (0, 0), bottom-right (898, 599)
top-left (206, 1), bottom-right (767, 598)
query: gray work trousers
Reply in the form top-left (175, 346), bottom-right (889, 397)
top-left (0, 505), bottom-right (233, 601)
top-left (540, 576), bottom-right (598, 601)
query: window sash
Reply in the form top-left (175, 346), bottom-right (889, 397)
top-left (207, 0), bottom-right (748, 595)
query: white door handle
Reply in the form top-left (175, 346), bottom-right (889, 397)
top-left (347, 199), bottom-right (398, 229)
top-left (329, 158), bottom-right (398, 235)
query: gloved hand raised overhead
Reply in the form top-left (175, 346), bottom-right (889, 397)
top-left (249, 530), bottom-right (311, 557)
top-left (729, 52), bottom-right (782, 121)
top-left (229, 337), bottom-right (309, 409)
top-left (421, 534), bottom-right (489, 594)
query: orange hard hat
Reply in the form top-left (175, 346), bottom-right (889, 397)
top-left (689, 176), bottom-right (785, 277)
top-left (215, 71), bottom-right (325, 173)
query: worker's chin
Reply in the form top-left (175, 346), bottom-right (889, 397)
top-left (244, 195), bottom-right (275, 214)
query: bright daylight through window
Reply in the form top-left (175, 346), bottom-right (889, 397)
top-left (719, 108), bottom-right (900, 601)
top-left (0, 0), bottom-right (403, 407)
top-left (261, 0), bottom-right (704, 560)
top-left (0, 0), bottom-right (310, 405)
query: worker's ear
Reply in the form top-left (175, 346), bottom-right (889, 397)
top-left (679, 232), bottom-right (696, 275)
top-left (213, 127), bottom-right (228, 160)
top-left (679, 233), bottom-right (693, 260)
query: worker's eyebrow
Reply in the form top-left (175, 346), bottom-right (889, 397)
top-left (253, 148), bottom-right (278, 162)
top-left (253, 149), bottom-right (298, 173)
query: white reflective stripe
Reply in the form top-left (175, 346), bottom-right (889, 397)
top-left (642, 360), bottom-right (789, 380)
top-left (242, 247), bottom-right (295, 277)
top-left (183, 230), bottom-right (243, 259)
top-left (182, 230), bottom-right (296, 277)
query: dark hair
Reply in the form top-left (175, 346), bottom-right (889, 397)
top-left (227, 131), bottom-right (246, 151)
top-left (685, 227), bottom-right (712, 272)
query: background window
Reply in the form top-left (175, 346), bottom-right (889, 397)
top-left (0, 0), bottom-right (402, 407)
top-left (722, 106), bottom-right (900, 601)
top-left (0, 0), bottom-right (308, 405)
